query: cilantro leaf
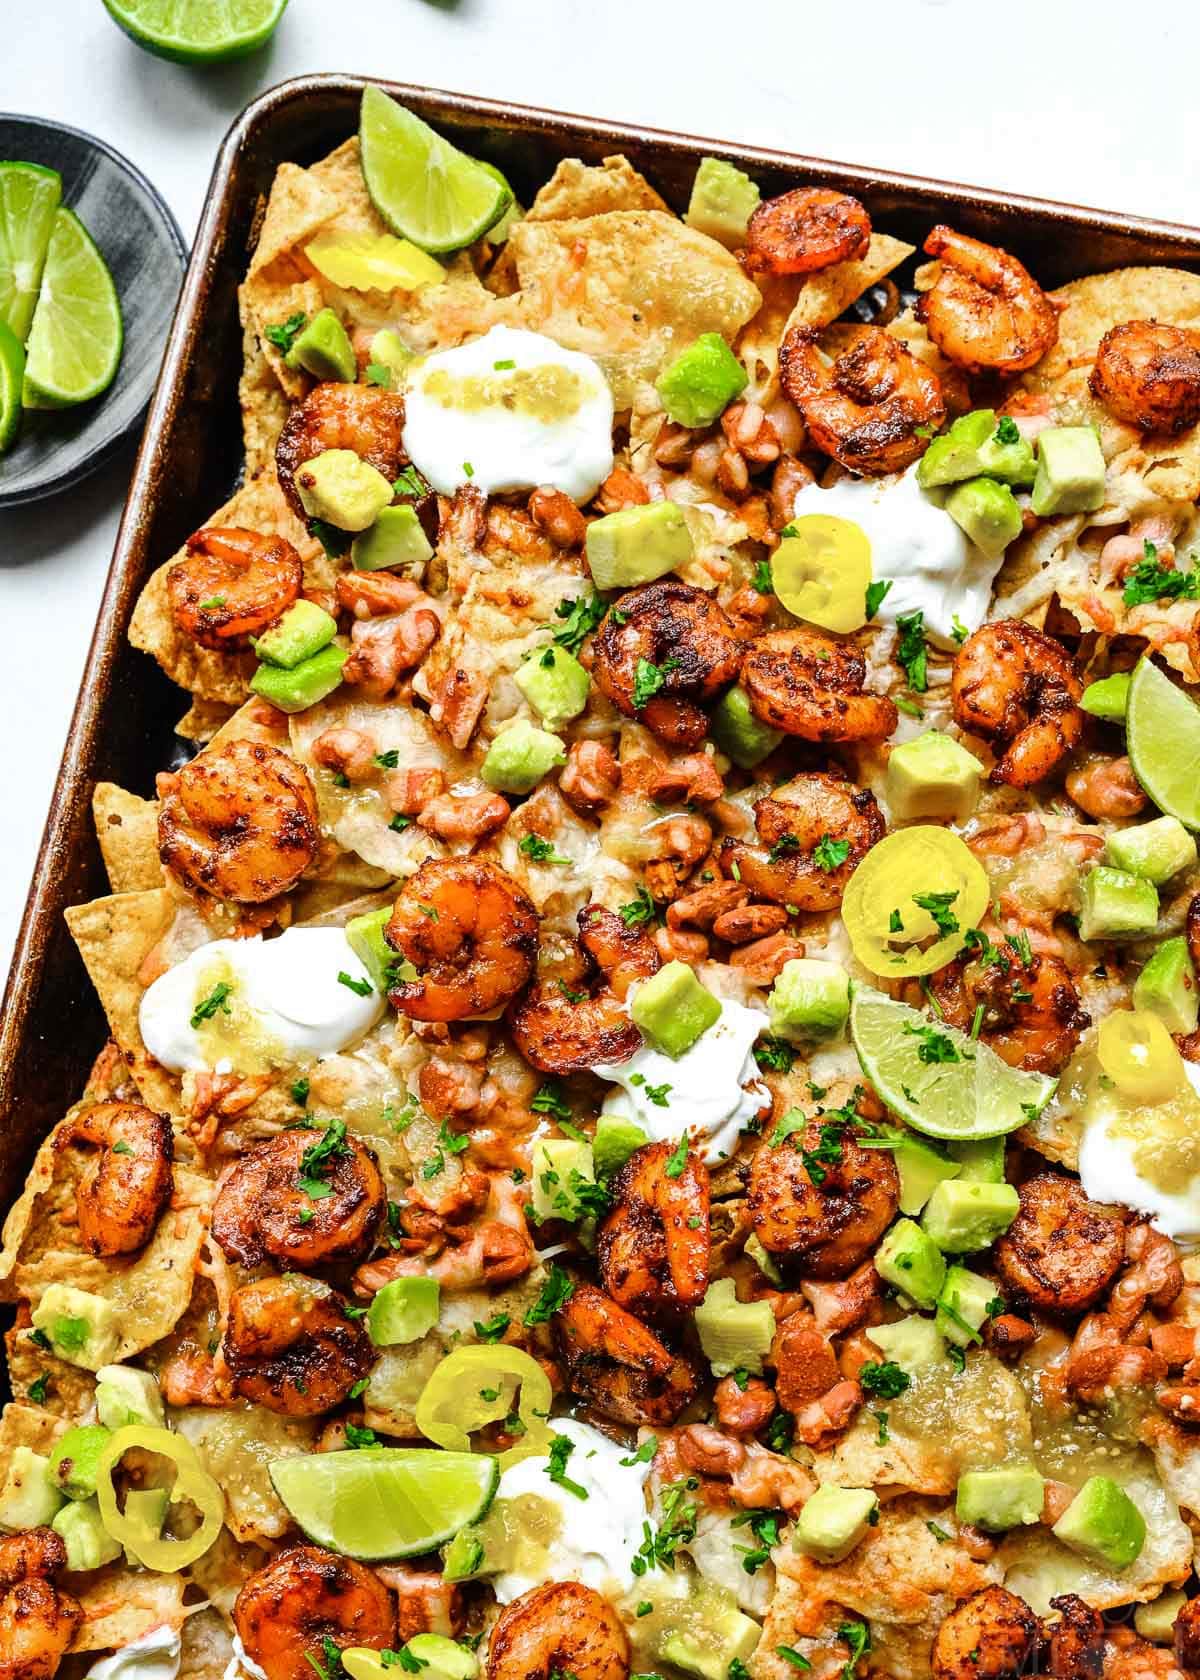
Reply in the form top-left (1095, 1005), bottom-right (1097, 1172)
top-left (633, 657), bottom-right (680, 710)
top-left (896, 609), bottom-right (928, 693)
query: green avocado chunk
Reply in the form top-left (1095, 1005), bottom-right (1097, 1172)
top-left (367, 1277), bottom-right (440, 1347)
top-left (956, 1465), bottom-right (1044, 1532)
top-left (917, 410), bottom-right (1037, 489)
top-left (403, 1637), bottom-right (478, 1680)
top-left (48, 1425), bottom-right (112, 1501)
top-left (768, 958), bottom-right (850, 1043)
top-left (893, 1136), bottom-right (961, 1217)
top-left (936, 1265), bottom-right (1000, 1347)
top-left (866, 1314), bottom-right (945, 1372)
top-left (285, 307), bottom-right (357, 383)
top-left (31, 1284), bottom-right (119, 1370)
top-left (656, 332), bottom-right (748, 428)
top-left (947, 1136), bottom-right (1006, 1184)
top-left (711, 685), bottom-right (784, 769)
top-left (586, 499), bottom-right (693, 591)
top-left (886, 731), bottom-right (984, 823)
top-left (1031, 425), bottom-right (1107, 516)
top-left (296, 449), bottom-right (394, 531)
top-left (52, 1497), bottom-right (122, 1571)
top-left (345, 908), bottom-right (416, 995)
top-left (694, 1277), bottom-right (776, 1377)
top-left (944, 477), bottom-right (1023, 561)
top-left (514, 644), bottom-right (590, 731)
top-left (441, 1523), bottom-right (488, 1581)
top-left (685, 157), bottom-right (761, 247)
top-left (368, 328), bottom-right (414, 383)
top-left (0, 1447), bottom-right (62, 1529)
top-left (1077, 865), bottom-right (1159, 941)
top-left (94, 1365), bottom-right (165, 1431)
top-left (874, 1218), bottom-right (946, 1309)
top-left (658, 1607), bottom-right (761, 1680)
top-left (592, 1115), bottom-right (649, 1179)
top-left (1052, 1476), bottom-right (1146, 1569)
top-left (1105, 815), bottom-right (1197, 885)
top-left (631, 961), bottom-right (721, 1057)
top-left (352, 503), bottom-right (433, 574)
top-left (252, 599), bottom-right (337, 669)
top-left (922, 1180), bottom-right (1019, 1254)
top-left (480, 719), bottom-right (567, 794)
top-left (250, 643), bottom-right (348, 714)
top-left (1080, 672), bottom-right (1130, 721)
top-left (531, 1137), bottom-right (598, 1224)
top-left (793, 1484), bottom-right (879, 1564)
top-left (1134, 936), bottom-right (1199, 1034)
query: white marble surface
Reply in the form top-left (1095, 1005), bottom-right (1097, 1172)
top-left (1, 0), bottom-right (1196, 977)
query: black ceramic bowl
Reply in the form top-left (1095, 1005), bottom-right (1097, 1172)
top-left (0, 114), bottom-right (187, 507)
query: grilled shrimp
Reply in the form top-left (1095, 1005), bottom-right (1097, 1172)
top-left (925, 940), bottom-right (1089, 1074)
top-left (157, 739), bottom-right (320, 903)
top-left (993, 1173), bottom-right (1126, 1315)
top-left (779, 323), bottom-right (945, 476)
top-left (1045, 1595), bottom-right (1105, 1680)
top-left (951, 621), bottom-right (1084, 788)
top-left (1090, 321), bottom-right (1200, 435)
top-left (590, 582), bottom-right (743, 748)
top-left (168, 527), bottom-right (303, 651)
top-left (917, 226), bottom-right (1059, 374)
top-left (211, 1127), bottom-right (386, 1269)
top-left (741, 631), bottom-right (898, 742)
top-left (56, 1101), bottom-right (173, 1257)
top-left (275, 383), bottom-right (407, 520)
top-left (721, 771), bottom-right (885, 910)
top-left (597, 1141), bottom-right (710, 1322)
top-left (743, 187), bottom-right (871, 277)
top-left (554, 1280), bottom-right (700, 1426)
top-left (234, 1544), bottom-right (397, 1680)
top-left (386, 859), bottom-right (539, 1022)
top-left (0, 1530), bottom-right (81, 1680)
top-left (223, 1274), bottom-right (373, 1417)
top-left (931, 1587), bottom-right (1041, 1680)
top-left (748, 1117), bottom-right (898, 1277)
top-left (509, 904), bottom-right (660, 1074)
top-left (1174, 1598), bottom-right (1200, 1671)
top-left (487, 1582), bottom-right (630, 1680)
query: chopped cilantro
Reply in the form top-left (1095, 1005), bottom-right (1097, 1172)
top-left (633, 656), bottom-right (680, 709)
top-left (112, 1139), bottom-right (134, 1155)
top-left (813, 834), bottom-right (851, 872)
top-left (553, 592), bottom-right (606, 654)
top-left (308, 520), bottom-right (353, 558)
top-left (926, 1520), bottom-right (952, 1543)
top-left (619, 886), bottom-right (658, 928)
top-left (767, 834), bottom-right (801, 865)
top-left (265, 311), bottom-right (306, 353)
top-left (865, 579), bottom-right (893, 621)
top-left (664, 1134), bottom-right (689, 1177)
top-left (338, 971), bottom-right (374, 997)
top-left (363, 362), bottom-right (391, 388)
top-left (524, 1263), bottom-right (575, 1326)
top-left (753, 557), bottom-right (775, 594)
top-left (546, 1433), bottom-right (588, 1500)
top-left (290, 1076), bottom-right (310, 1108)
top-left (994, 416), bottom-right (1021, 445)
top-left (297, 1118), bottom-right (351, 1200)
top-left (952, 615), bottom-right (970, 644)
top-left (519, 833), bottom-right (569, 864)
top-left (345, 1422), bottom-right (378, 1449)
top-left (903, 1022), bottom-right (962, 1065)
top-left (198, 594), bottom-right (226, 611)
top-left (754, 1036), bottom-right (796, 1074)
top-left (858, 1360), bottom-right (911, 1399)
top-left (531, 1082), bottom-right (572, 1122)
top-left (393, 466), bottom-right (429, 500)
top-left (871, 1408), bottom-right (890, 1445)
top-left (620, 1435), bottom-right (659, 1467)
top-left (913, 889), bottom-right (959, 935)
top-left (1121, 540), bottom-right (1200, 606)
top-left (838, 1621), bottom-right (871, 1680)
top-left (190, 981), bottom-right (233, 1029)
top-left (27, 1374), bottom-right (49, 1404)
top-left (474, 1313), bottom-right (511, 1344)
top-left (776, 1649), bottom-right (811, 1672)
top-left (896, 610), bottom-right (928, 693)
top-left (388, 813), bottom-right (412, 832)
top-left (631, 1476), bottom-right (698, 1575)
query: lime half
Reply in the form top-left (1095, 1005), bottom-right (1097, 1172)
top-left (0, 320), bottom-right (25, 454)
top-left (101, 0), bottom-right (288, 62)
top-left (0, 162), bottom-right (61, 343)
top-left (269, 1447), bottom-right (498, 1561)
top-left (359, 86), bottom-right (510, 254)
top-left (23, 210), bottom-right (122, 410)
top-left (1127, 655), bottom-right (1200, 830)
top-left (849, 984), bottom-right (1056, 1142)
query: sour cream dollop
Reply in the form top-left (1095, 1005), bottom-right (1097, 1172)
top-left (402, 325), bottom-right (614, 502)
top-left (222, 1636), bottom-right (268, 1680)
top-left (139, 927), bottom-right (384, 1074)
top-left (1077, 1061), bottom-right (1200, 1242)
top-left (85, 1627), bottom-right (181, 1680)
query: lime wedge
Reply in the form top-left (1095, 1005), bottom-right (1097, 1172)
top-left (849, 983), bottom-right (1056, 1142)
top-left (23, 210), bottom-right (122, 410)
top-left (359, 86), bottom-right (510, 254)
top-left (268, 1447), bottom-right (498, 1561)
top-left (101, 0), bottom-right (288, 62)
top-left (0, 320), bottom-right (25, 454)
top-left (1127, 655), bottom-right (1200, 829)
top-left (0, 162), bottom-right (61, 343)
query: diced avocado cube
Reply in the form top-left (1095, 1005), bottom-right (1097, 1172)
top-left (711, 685), bottom-right (784, 769)
top-left (694, 1277), bottom-right (776, 1378)
top-left (31, 1284), bottom-right (119, 1371)
top-left (52, 1497), bottom-right (122, 1571)
top-left (1135, 1590), bottom-right (1189, 1644)
top-left (1078, 865), bottom-right (1159, 941)
top-left (874, 1219), bottom-right (946, 1309)
top-left (121, 1487), bottom-right (168, 1567)
top-left (944, 477), bottom-right (1023, 561)
top-left (1052, 1476), bottom-right (1146, 1569)
top-left (368, 328), bottom-right (414, 384)
top-left (955, 1465), bottom-right (1044, 1532)
top-left (977, 429), bottom-right (1037, 489)
top-left (352, 504), bottom-right (433, 574)
top-left (936, 1265), bottom-right (1001, 1348)
top-left (531, 1137), bottom-right (597, 1224)
top-left (514, 644), bottom-right (590, 731)
top-left (1134, 937), bottom-right (1199, 1035)
top-left (0, 1447), bottom-right (62, 1529)
top-left (1080, 673), bottom-right (1130, 721)
top-left (744, 1231), bottom-right (784, 1285)
top-left (656, 333), bottom-right (748, 429)
top-left (866, 1314), bottom-right (945, 1372)
top-left (592, 1115), bottom-right (648, 1180)
top-left (947, 1137), bottom-right (1006, 1184)
top-left (481, 719), bottom-right (567, 795)
top-left (94, 1365), bottom-right (165, 1431)
top-left (917, 411), bottom-right (998, 489)
top-left (441, 1523), bottom-right (488, 1581)
top-left (252, 599), bottom-right (338, 669)
top-left (404, 1636), bottom-right (479, 1680)
top-left (793, 1484), bottom-right (879, 1564)
top-left (659, 1608), bottom-right (761, 1680)
top-left (585, 500), bottom-right (693, 592)
top-left (285, 307), bottom-right (357, 383)
top-left (922, 1180), bottom-right (1019, 1254)
top-left (1106, 816), bottom-right (1197, 885)
top-left (894, 1136), bottom-right (961, 1217)
top-left (345, 908), bottom-right (412, 996)
top-left (631, 961), bottom-right (721, 1057)
top-left (295, 448), bottom-right (394, 531)
top-left (367, 1277), bottom-right (440, 1347)
top-left (684, 157), bottom-right (761, 247)
top-left (48, 1425), bottom-right (111, 1500)
top-left (768, 959), bottom-right (850, 1044)
top-left (1031, 425), bottom-right (1107, 517)
top-left (885, 731), bottom-right (985, 824)
top-left (250, 643), bottom-right (348, 714)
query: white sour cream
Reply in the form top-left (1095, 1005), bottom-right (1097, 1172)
top-left (85, 1627), bottom-right (181, 1680)
top-left (139, 927), bottom-right (384, 1074)
top-left (594, 997), bottom-right (769, 1166)
top-left (1079, 1075), bottom-right (1200, 1242)
top-left (222, 1637), bottom-right (269, 1680)
top-left (402, 325), bottom-right (614, 502)
top-left (490, 1418), bottom-right (652, 1604)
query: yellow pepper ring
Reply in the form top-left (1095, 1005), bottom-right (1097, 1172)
top-left (1097, 1010), bottom-right (1185, 1105)
top-left (95, 1424), bottom-right (224, 1570)
top-left (414, 1345), bottom-right (553, 1469)
top-left (770, 514), bottom-right (872, 635)
top-left (842, 826), bottom-right (989, 978)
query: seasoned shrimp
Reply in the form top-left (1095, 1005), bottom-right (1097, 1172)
top-left (211, 1127), bottom-right (386, 1268)
top-left (1045, 1595), bottom-right (1105, 1680)
top-left (779, 324), bottom-right (945, 476)
top-left (931, 1587), bottom-right (1040, 1680)
top-left (590, 582), bottom-right (743, 748)
top-left (223, 1274), bottom-right (373, 1417)
top-left (487, 1582), bottom-right (629, 1680)
top-left (721, 772), bottom-right (885, 911)
top-left (917, 226), bottom-right (1059, 374)
top-left (597, 1140), bottom-right (710, 1322)
top-left (1090, 321), bottom-right (1200, 435)
top-left (743, 187), bottom-right (871, 277)
top-left (234, 1544), bottom-right (397, 1680)
top-left (386, 859), bottom-right (539, 1022)
top-left (748, 1117), bottom-right (898, 1277)
top-left (1174, 1598), bottom-right (1200, 1670)
top-left (0, 1530), bottom-right (81, 1680)
top-left (56, 1101), bottom-right (173, 1256)
top-left (509, 904), bottom-right (660, 1074)
top-left (168, 527), bottom-right (303, 651)
top-left (741, 632), bottom-right (898, 742)
top-left (157, 739), bottom-right (319, 903)
top-left (1065, 753), bottom-right (1148, 821)
top-left (993, 1173), bottom-right (1125, 1316)
top-left (275, 383), bottom-right (407, 520)
top-left (554, 1281), bottom-right (700, 1426)
top-left (952, 621), bottom-right (1084, 788)
top-left (925, 939), bottom-right (1089, 1074)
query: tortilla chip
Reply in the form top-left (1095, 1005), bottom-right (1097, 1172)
top-left (70, 1566), bottom-right (188, 1652)
top-left (174, 1405), bottom-right (319, 1542)
top-left (242, 155), bottom-right (344, 399)
top-left (64, 889), bottom-right (179, 1113)
top-left (176, 698), bottom-right (238, 743)
top-left (5, 1320), bottom-right (97, 1421)
top-left (188, 1530), bottom-right (270, 1622)
top-left (93, 784), bottom-right (163, 894)
top-left (0, 1398), bottom-right (67, 1467)
top-left (238, 314), bottom-right (292, 481)
top-left (527, 155), bottom-right (669, 221)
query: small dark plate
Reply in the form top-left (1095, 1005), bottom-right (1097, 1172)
top-left (0, 114), bottom-right (187, 508)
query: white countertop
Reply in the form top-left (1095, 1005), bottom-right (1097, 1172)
top-left (1, 0), bottom-right (1195, 978)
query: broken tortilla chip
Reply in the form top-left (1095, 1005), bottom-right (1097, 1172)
top-left (64, 888), bottom-right (179, 1114)
top-left (93, 784), bottom-right (163, 895)
top-left (527, 154), bottom-right (669, 221)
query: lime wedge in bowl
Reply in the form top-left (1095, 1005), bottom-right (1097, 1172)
top-left (849, 983), bottom-right (1056, 1142)
top-left (1127, 655), bottom-right (1200, 830)
top-left (359, 86), bottom-right (511, 254)
top-left (23, 210), bottom-right (122, 409)
top-left (0, 320), bottom-right (26, 454)
top-left (0, 162), bottom-right (61, 343)
top-left (101, 0), bottom-right (288, 62)
top-left (269, 1447), bottom-right (499, 1561)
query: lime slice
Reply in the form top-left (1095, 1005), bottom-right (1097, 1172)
top-left (0, 320), bottom-right (25, 454)
top-left (479, 161), bottom-right (523, 244)
top-left (1127, 655), bottom-right (1200, 829)
top-left (359, 86), bottom-right (510, 254)
top-left (849, 983), bottom-right (1056, 1142)
top-left (101, 0), bottom-right (288, 62)
top-left (268, 1447), bottom-right (498, 1561)
top-left (22, 210), bottom-right (122, 410)
top-left (0, 162), bottom-right (61, 343)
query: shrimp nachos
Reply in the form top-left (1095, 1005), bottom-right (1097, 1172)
top-left (13, 83), bottom-right (1200, 1680)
